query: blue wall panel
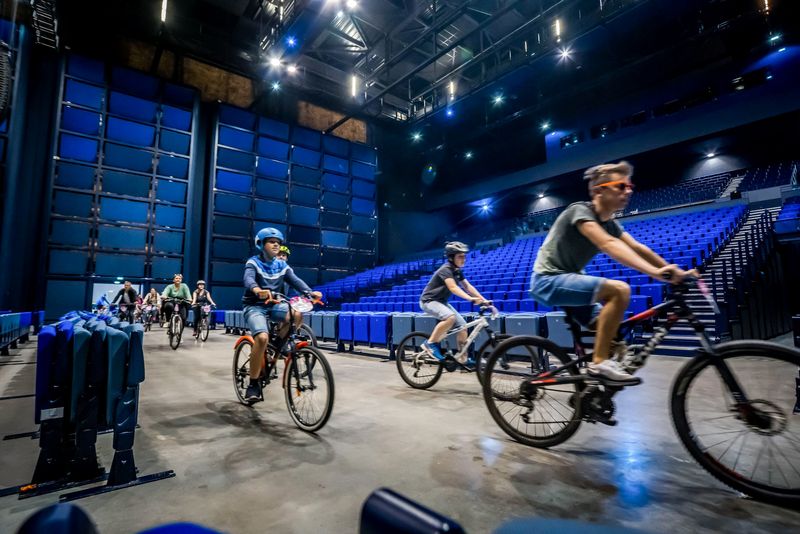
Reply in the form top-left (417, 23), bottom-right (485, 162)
top-left (47, 53), bottom-right (198, 314)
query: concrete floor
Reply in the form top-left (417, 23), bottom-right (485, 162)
top-left (1, 329), bottom-right (799, 533)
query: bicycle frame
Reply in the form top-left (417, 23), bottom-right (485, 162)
top-left (442, 315), bottom-right (495, 361)
top-left (234, 293), bottom-right (318, 391)
top-left (527, 284), bottom-right (753, 409)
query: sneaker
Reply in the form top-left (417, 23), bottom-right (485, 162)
top-left (421, 340), bottom-right (445, 361)
top-left (587, 360), bottom-right (642, 385)
top-left (244, 382), bottom-right (262, 403)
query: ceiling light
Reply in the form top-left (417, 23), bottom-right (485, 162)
top-left (778, 47), bottom-right (786, 52)
top-left (269, 57), bottom-right (281, 68)
top-left (493, 94), bottom-right (504, 105)
top-left (346, 0), bottom-right (358, 9)
top-left (412, 132), bottom-right (422, 142)
top-left (706, 152), bottom-right (716, 158)
top-left (538, 193), bottom-right (545, 198)
top-left (540, 121), bottom-right (550, 131)
top-left (465, 151), bottom-right (473, 160)
top-left (161, 0), bottom-right (168, 22)
top-left (481, 204), bottom-right (490, 212)
top-left (559, 48), bottom-right (571, 59)
top-left (351, 74), bottom-right (358, 97)
top-left (287, 65), bottom-right (298, 75)
top-left (286, 36), bottom-right (297, 47)
top-left (271, 81), bottom-right (280, 91)
top-left (446, 108), bottom-right (454, 117)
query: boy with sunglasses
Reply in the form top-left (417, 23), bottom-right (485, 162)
top-left (530, 161), bottom-right (697, 384)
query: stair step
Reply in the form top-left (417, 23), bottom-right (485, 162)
top-left (652, 345), bottom-right (698, 357)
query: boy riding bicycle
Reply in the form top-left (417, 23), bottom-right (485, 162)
top-left (243, 227), bottom-right (322, 403)
top-left (529, 161), bottom-right (697, 384)
top-left (420, 241), bottom-right (490, 364)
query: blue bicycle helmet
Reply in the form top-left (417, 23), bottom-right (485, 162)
top-left (255, 227), bottom-right (285, 250)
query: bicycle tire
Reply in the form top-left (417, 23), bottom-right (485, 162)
top-left (395, 331), bottom-right (443, 389)
top-left (482, 335), bottom-right (582, 448)
top-left (232, 339), bottom-right (252, 405)
top-left (671, 341), bottom-right (800, 506)
top-left (169, 315), bottom-right (182, 350)
top-left (200, 317), bottom-right (210, 342)
top-left (299, 323), bottom-right (318, 347)
top-left (475, 334), bottom-right (511, 387)
top-left (285, 346), bottom-right (334, 432)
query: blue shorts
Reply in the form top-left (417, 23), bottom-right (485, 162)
top-left (530, 272), bottom-right (605, 326)
top-left (243, 303), bottom-right (290, 335)
top-left (419, 300), bottom-right (467, 329)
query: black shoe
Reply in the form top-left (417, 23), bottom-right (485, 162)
top-left (244, 383), bottom-right (262, 404)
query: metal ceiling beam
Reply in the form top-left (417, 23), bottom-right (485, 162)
top-left (360, 0), bottom-right (473, 81)
top-left (324, 0), bottom-right (526, 133)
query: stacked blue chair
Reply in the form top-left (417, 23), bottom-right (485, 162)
top-left (3, 313), bottom-right (175, 501)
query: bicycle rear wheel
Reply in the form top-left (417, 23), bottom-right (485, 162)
top-left (169, 315), bottom-right (182, 350)
top-left (200, 317), bottom-right (210, 342)
top-left (395, 331), bottom-right (443, 389)
top-left (482, 335), bottom-right (582, 448)
top-left (671, 341), bottom-right (800, 506)
top-left (285, 346), bottom-right (334, 432)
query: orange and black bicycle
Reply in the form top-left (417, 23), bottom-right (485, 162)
top-left (232, 293), bottom-right (334, 432)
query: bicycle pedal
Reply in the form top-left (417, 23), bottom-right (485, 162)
top-left (442, 357), bottom-right (458, 372)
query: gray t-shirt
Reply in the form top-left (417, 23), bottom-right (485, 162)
top-left (420, 263), bottom-right (465, 303)
top-left (534, 202), bottom-right (624, 275)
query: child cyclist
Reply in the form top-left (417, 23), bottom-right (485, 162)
top-left (242, 228), bottom-right (322, 403)
top-left (420, 241), bottom-right (490, 364)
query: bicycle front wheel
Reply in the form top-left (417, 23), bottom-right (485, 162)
top-left (482, 335), bottom-right (582, 448)
top-left (671, 341), bottom-right (800, 506)
top-left (285, 346), bottom-right (334, 432)
top-left (233, 339), bottom-right (252, 404)
top-left (299, 323), bottom-right (318, 347)
top-left (169, 315), bottom-right (182, 350)
top-left (200, 317), bottom-right (210, 342)
top-left (395, 331), bottom-right (443, 389)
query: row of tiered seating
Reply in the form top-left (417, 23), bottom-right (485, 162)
top-left (340, 204), bottom-right (746, 315)
top-left (316, 258), bottom-right (437, 301)
top-left (775, 196), bottom-right (800, 235)
top-left (624, 172), bottom-right (733, 214)
top-left (738, 161), bottom-right (797, 192)
top-left (0, 310), bottom-right (44, 354)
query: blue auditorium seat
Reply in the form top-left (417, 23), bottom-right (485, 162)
top-left (369, 313), bottom-right (391, 346)
top-left (638, 284), bottom-right (664, 305)
top-left (354, 313), bottom-right (370, 343)
top-left (338, 312), bottom-right (354, 342)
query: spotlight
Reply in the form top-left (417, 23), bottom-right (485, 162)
top-left (481, 204), bottom-right (490, 212)
top-left (446, 108), bottom-right (454, 117)
top-left (269, 57), bottom-right (281, 68)
top-left (346, 0), bottom-right (358, 9)
top-left (271, 81), bottom-right (280, 91)
top-left (465, 151), bottom-right (473, 160)
top-left (286, 36), bottom-right (297, 47)
top-left (411, 132), bottom-right (422, 142)
top-left (493, 94), bottom-right (504, 105)
top-left (540, 121), bottom-right (550, 131)
top-left (287, 65), bottom-right (298, 75)
top-left (559, 48), bottom-right (571, 59)
top-left (538, 193), bottom-right (545, 199)
top-left (336, 10), bottom-right (344, 17)
top-left (706, 152), bottom-right (716, 158)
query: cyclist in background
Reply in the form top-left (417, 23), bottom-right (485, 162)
top-left (420, 242), bottom-right (489, 364)
top-left (162, 274), bottom-right (192, 332)
top-left (191, 280), bottom-right (217, 337)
